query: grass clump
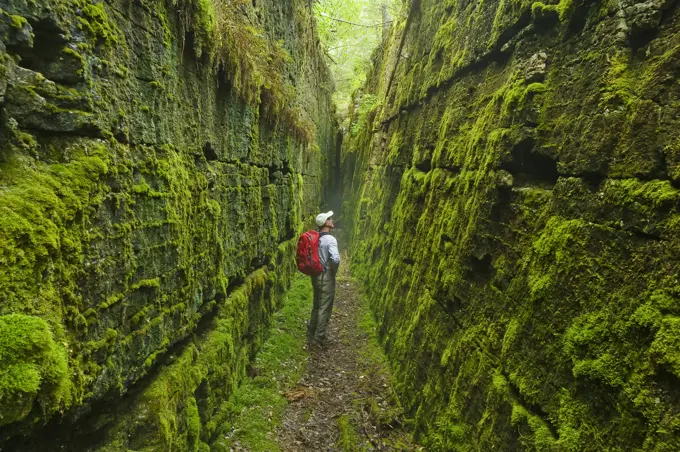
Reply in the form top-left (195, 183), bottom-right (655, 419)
top-left (213, 276), bottom-right (313, 451)
top-left (337, 414), bottom-right (362, 451)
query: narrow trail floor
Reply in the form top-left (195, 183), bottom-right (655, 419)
top-left (274, 265), bottom-right (419, 451)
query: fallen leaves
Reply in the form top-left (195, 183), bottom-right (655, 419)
top-left (284, 386), bottom-right (315, 402)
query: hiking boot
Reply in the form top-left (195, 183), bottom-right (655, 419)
top-left (314, 337), bottom-right (334, 349)
top-left (306, 323), bottom-right (316, 341)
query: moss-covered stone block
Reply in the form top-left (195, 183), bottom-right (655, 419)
top-left (342, 0), bottom-right (680, 449)
top-left (0, 0), bottom-right (337, 448)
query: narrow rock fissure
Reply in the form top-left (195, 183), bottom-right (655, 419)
top-left (2, 0), bottom-right (680, 450)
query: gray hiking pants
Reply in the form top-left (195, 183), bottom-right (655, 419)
top-left (308, 270), bottom-right (336, 342)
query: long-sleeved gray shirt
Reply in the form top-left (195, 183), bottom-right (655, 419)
top-left (318, 233), bottom-right (340, 271)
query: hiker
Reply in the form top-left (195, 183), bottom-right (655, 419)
top-left (307, 211), bottom-right (341, 347)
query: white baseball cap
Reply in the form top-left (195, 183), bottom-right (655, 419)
top-left (315, 211), bottom-right (334, 227)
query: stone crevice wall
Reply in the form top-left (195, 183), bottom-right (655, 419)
top-left (343, 0), bottom-right (680, 450)
top-left (0, 0), bottom-right (336, 450)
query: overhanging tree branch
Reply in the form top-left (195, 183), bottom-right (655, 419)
top-left (318, 11), bottom-right (393, 28)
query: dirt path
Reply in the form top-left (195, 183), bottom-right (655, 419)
top-left (275, 263), bottom-right (419, 451)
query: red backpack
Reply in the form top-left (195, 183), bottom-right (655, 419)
top-left (296, 230), bottom-right (323, 275)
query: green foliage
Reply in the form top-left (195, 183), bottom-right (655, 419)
top-left (350, 93), bottom-right (377, 135)
top-left (314, 0), bottom-right (402, 116)
top-left (213, 1), bottom-right (291, 108)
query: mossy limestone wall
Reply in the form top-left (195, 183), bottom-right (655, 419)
top-left (0, 0), bottom-right (336, 449)
top-left (343, 0), bottom-right (680, 450)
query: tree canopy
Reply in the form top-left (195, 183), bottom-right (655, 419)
top-left (314, 0), bottom-right (402, 119)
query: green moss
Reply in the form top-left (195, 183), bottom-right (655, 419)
top-left (350, 94), bottom-right (377, 136)
top-left (169, 0), bottom-right (310, 141)
top-left (501, 319), bottom-right (520, 356)
top-left (605, 178), bottom-right (680, 210)
top-left (531, 1), bottom-right (557, 20)
top-left (0, 145), bottom-right (109, 319)
top-left (190, 0), bottom-right (216, 58)
top-left (649, 318), bottom-right (680, 378)
top-left (531, 0), bottom-right (574, 23)
top-left (601, 51), bottom-right (637, 108)
top-left (144, 338), bottom-right (170, 369)
top-left (387, 129), bottom-right (405, 165)
top-left (99, 293), bottom-right (124, 310)
top-left (0, 0), bottom-right (336, 445)
top-left (0, 314), bottom-right (72, 427)
top-left (61, 46), bottom-right (84, 62)
top-left (131, 278), bottom-right (161, 291)
top-left (80, 3), bottom-right (120, 47)
top-left (9, 13), bottom-right (27, 29)
top-left (340, 0), bottom-right (680, 448)
top-left (503, 81), bottom-right (547, 118)
top-left (186, 396), bottom-right (201, 450)
top-left (86, 328), bottom-right (119, 354)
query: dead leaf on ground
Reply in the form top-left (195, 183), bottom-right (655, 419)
top-left (284, 387), bottom-right (315, 402)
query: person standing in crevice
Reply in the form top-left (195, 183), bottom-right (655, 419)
top-left (307, 211), bottom-right (341, 348)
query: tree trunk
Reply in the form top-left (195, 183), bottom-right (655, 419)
top-left (381, 3), bottom-right (392, 41)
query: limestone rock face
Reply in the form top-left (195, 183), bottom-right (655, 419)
top-left (343, 0), bottom-right (680, 449)
top-left (0, 0), bottom-right (336, 449)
